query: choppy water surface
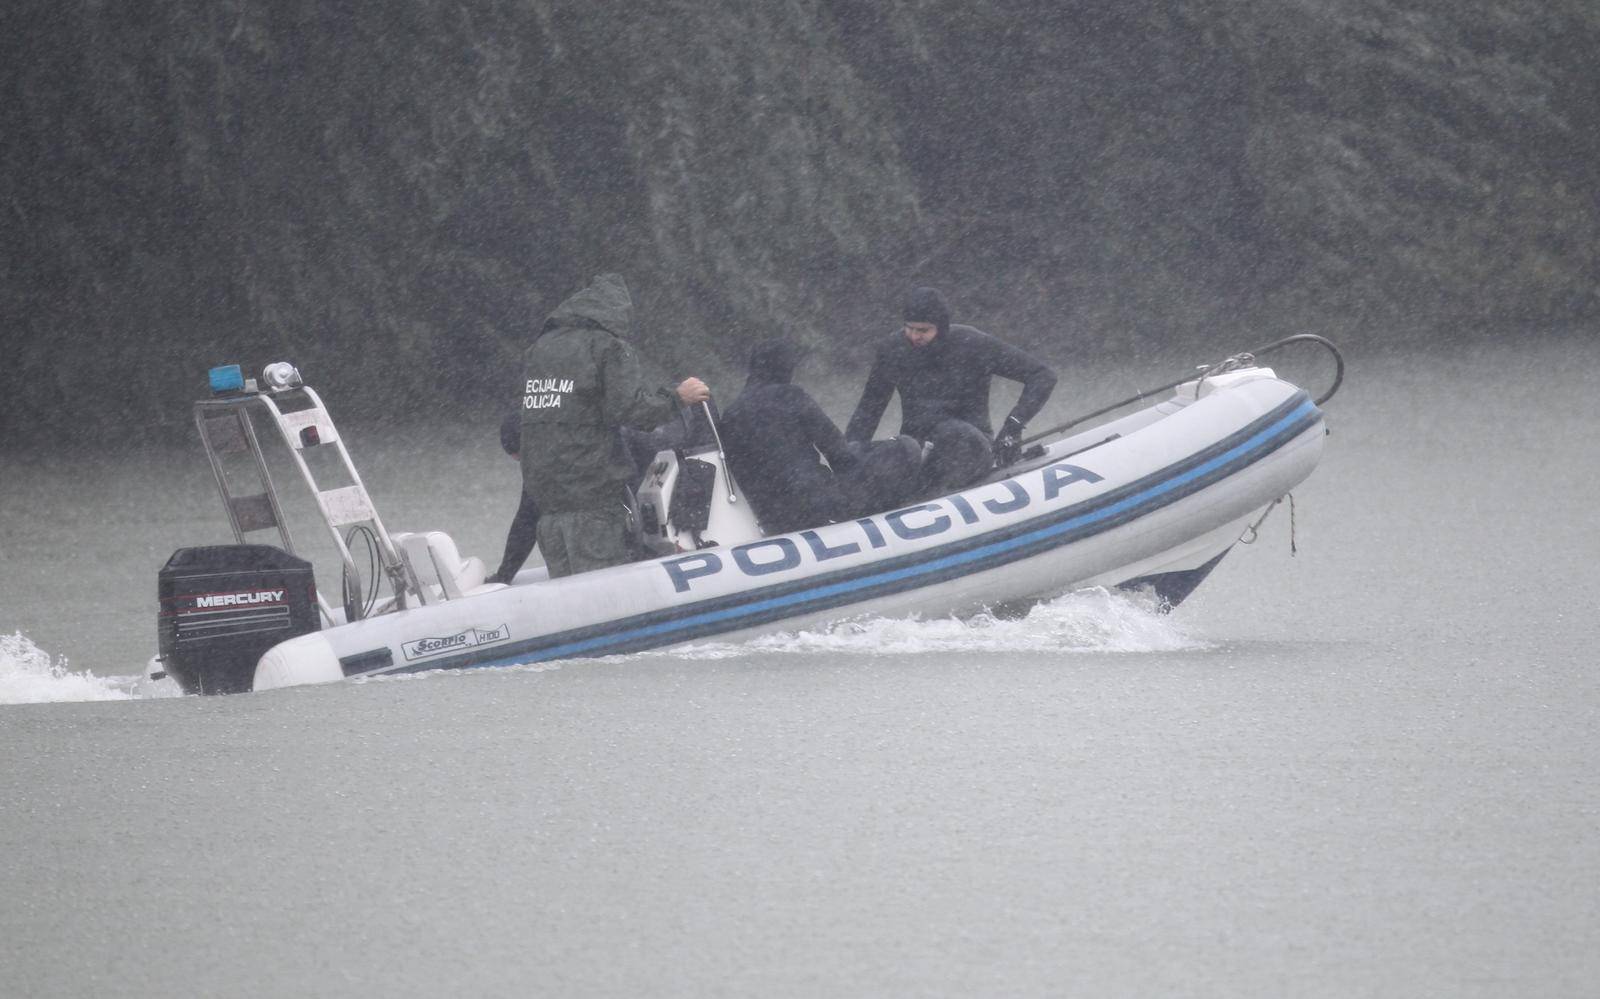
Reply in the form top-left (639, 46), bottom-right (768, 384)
top-left (3, 343), bottom-right (1598, 997)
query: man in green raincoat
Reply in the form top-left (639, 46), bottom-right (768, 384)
top-left (520, 273), bottom-right (710, 577)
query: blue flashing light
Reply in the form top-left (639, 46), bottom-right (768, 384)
top-left (208, 364), bottom-right (245, 395)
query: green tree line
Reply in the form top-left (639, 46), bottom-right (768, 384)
top-left (3, 0), bottom-right (1595, 443)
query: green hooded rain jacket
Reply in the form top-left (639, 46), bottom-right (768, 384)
top-left (519, 273), bottom-right (679, 513)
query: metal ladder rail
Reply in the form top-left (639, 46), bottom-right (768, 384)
top-left (253, 387), bottom-right (425, 613)
top-left (193, 396), bottom-right (347, 625)
top-left (194, 398), bottom-right (295, 552)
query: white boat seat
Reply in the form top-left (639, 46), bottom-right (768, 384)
top-left (393, 531), bottom-right (495, 601)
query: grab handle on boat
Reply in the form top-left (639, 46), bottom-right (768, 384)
top-left (1022, 333), bottom-right (1345, 446)
top-left (701, 400), bottom-right (739, 504)
top-left (1252, 334), bottom-right (1344, 406)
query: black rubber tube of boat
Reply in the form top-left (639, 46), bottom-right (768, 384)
top-left (1021, 334), bottom-right (1345, 447)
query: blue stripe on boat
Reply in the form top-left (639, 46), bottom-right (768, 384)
top-left (380, 395), bottom-right (1322, 674)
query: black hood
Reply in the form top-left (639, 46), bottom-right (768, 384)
top-left (903, 286), bottom-right (951, 337)
top-left (537, 272), bottom-right (635, 340)
top-left (744, 337), bottom-right (807, 387)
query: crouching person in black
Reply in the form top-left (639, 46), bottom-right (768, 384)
top-left (846, 287), bottom-right (1057, 492)
top-left (721, 338), bottom-right (919, 535)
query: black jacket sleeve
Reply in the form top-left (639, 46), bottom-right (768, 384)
top-left (601, 337), bottom-right (680, 432)
top-left (845, 348), bottom-right (896, 443)
top-left (984, 337), bottom-right (1057, 429)
top-left (793, 388), bottom-right (856, 472)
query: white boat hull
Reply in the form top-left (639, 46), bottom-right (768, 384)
top-left (254, 372), bottom-right (1324, 691)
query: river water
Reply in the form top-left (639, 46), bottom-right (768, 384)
top-left (2, 341), bottom-right (1597, 997)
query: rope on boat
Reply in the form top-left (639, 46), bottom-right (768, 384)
top-left (1290, 493), bottom-right (1297, 556)
top-left (1239, 492), bottom-right (1298, 556)
top-left (1240, 498), bottom-right (1278, 545)
top-left (1021, 333), bottom-right (1345, 447)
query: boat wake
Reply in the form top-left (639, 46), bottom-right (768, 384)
top-left (5, 589), bottom-right (1205, 704)
top-left (0, 632), bottom-right (180, 706)
top-left (366, 588), bottom-right (1209, 687)
top-left (647, 587), bottom-right (1211, 660)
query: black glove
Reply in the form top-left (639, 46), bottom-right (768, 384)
top-left (993, 416), bottom-right (1025, 467)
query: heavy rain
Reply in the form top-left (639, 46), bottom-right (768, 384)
top-left (2, 3), bottom-right (1598, 996)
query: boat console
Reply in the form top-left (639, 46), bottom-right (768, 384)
top-left (635, 445), bottom-right (763, 555)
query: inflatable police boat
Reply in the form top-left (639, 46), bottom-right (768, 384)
top-left (154, 339), bottom-right (1340, 694)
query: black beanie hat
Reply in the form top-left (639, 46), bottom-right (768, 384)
top-left (747, 337), bottom-right (806, 385)
top-left (903, 287), bottom-right (951, 336)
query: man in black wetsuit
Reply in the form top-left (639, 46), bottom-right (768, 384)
top-left (846, 287), bottom-right (1057, 491)
top-left (721, 338), bottom-right (919, 534)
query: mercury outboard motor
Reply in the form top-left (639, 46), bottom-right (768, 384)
top-left (157, 545), bottom-right (320, 694)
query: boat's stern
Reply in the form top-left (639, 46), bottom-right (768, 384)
top-left (254, 633), bottom-right (347, 691)
top-left (156, 545), bottom-right (322, 694)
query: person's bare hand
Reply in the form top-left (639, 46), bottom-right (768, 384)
top-left (676, 377), bottom-right (710, 405)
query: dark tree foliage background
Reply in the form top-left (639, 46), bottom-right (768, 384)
top-left (3, 0), bottom-right (1596, 443)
